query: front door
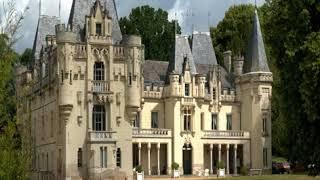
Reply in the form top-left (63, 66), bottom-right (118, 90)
top-left (183, 144), bottom-right (192, 175)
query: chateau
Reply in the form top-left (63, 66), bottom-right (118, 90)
top-left (16, 0), bottom-right (273, 179)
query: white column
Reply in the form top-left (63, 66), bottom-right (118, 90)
top-left (210, 144), bottom-right (213, 174)
top-left (148, 143), bottom-right (151, 175)
top-left (226, 144), bottom-right (230, 175)
top-left (167, 143), bottom-right (172, 175)
top-left (234, 144), bottom-right (237, 175)
top-left (157, 143), bottom-right (161, 175)
top-left (218, 144), bottom-right (221, 162)
top-left (138, 142), bottom-right (141, 165)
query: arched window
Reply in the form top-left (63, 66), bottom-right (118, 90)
top-left (92, 105), bottom-right (106, 131)
top-left (94, 62), bottom-right (105, 81)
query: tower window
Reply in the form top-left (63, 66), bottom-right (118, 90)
top-left (212, 88), bottom-right (216, 100)
top-left (227, 114), bottom-right (232, 130)
top-left (116, 148), bottom-right (121, 167)
top-left (78, 148), bottom-right (82, 167)
top-left (211, 114), bottom-right (218, 130)
top-left (263, 148), bottom-right (268, 167)
top-left (133, 112), bottom-right (140, 128)
top-left (183, 109), bottom-right (192, 131)
top-left (200, 112), bottom-right (204, 130)
top-left (185, 84), bottom-right (190, 96)
top-left (96, 23), bottom-right (102, 36)
top-left (92, 105), bottom-right (106, 131)
top-left (151, 112), bottom-right (158, 128)
top-left (94, 62), bottom-right (105, 81)
top-left (262, 113), bottom-right (268, 135)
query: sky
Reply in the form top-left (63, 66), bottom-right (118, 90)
top-left (10, 0), bottom-right (265, 53)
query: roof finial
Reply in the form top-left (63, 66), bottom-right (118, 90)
top-left (59, 0), bottom-right (61, 18)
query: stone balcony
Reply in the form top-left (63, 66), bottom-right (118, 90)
top-left (182, 97), bottom-right (194, 105)
top-left (90, 80), bottom-right (111, 93)
top-left (201, 130), bottom-right (250, 139)
top-left (132, 128), bottom-right (172, 138)
top-left (88, 131), bottom-right (116, 142)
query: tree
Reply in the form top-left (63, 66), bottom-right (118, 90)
top-left (119, 5), bottom-right (181, 61)
top-left (210, 4), bottom-right (255, 64)
top-left (263, 0), bottom-right (320, 164)
top-left (19, 48), bottom-right (33, 66)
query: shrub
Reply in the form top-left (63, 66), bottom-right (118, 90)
top-left (240, 166), bottom-right (248, 176)
top-left (171, 162), bottom-right (179, 170)
top-left (135, 165), bottom-right (143, 173)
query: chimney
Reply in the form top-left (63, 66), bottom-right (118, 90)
top-left (233, 56), bottom-right (244, 76)
top-left (223, 51), bottom-right (232, 73)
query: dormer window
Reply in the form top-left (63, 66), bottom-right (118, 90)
top-left (185, 84), bottom-right (190, 96)
top-left (96, 23), bottom-right (102, 36)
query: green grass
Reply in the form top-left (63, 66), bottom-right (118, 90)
top-left (219, 175), bottom-right (320, 180)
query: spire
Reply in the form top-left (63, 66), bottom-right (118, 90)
top-left (243, 9), bottom-right (270, 73)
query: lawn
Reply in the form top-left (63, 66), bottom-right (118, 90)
top-left (220, 175), bottom-right (320, 180)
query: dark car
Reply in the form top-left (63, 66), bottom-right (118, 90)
top-left (272, 162), bottom-right (291, 174)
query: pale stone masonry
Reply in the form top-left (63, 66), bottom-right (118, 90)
top-left (16, 0), bottom-right (272, 179)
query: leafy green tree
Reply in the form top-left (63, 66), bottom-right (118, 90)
top-left (210, 4), bottom-right (255, 64)
top-left (19, 48), bottom-right (32, 66)
top-left (119, 5), bottom-right (181, 61)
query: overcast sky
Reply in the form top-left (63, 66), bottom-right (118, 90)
top-left (11, 0), bottom-right (265, 53)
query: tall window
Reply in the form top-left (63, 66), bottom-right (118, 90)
top-left (50, 111), bottom-right (54, 137)
top-left (185, 84), bottom-right (190, 96)
top-left (263, 148), bottom-right (268, 167)
top-left (133, 112), bottom-right (140, 128)
top-left (151, 112), bottom-right (158, 128)
top-left (96, 23), bottom-right (102, 35)
top-left (116, 148), bottom-right (121, 167)
top-left (94, 62), bottom-right (105, 81)
top-left (183, 109), bottom-right (192, 131)
top-left (93, 105), bottom-right (106, 131)
top-left (212, 88), bottom-right (216, 100)
top-left (211, 114), bottom-right (218, 130)
top-left (100, 147), bottom-right (107, 168)
top-left (78, 148), bottom-right (82, 167)
top-left (200, 112), bottom-right (204, 130)
top-left (262, 113), bottom-right (267, 135)
top-left (227, 114), bottom-right (232, 130)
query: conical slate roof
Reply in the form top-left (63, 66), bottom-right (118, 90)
top-left (243, 10), bottom-right (270, 73)
top-left (68, 0), bottom-right (122, 43)
top-left (167, 35), bottom-right (197, 75)
top-left (191, 32), bottom-right (218, 65)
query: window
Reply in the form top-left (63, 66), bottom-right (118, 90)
top-left (133, 112), bottom-right (140, 128)
top-left (100, 147), bottom-right (104, 168)
top-left (200, 113), bottom-right (204, 130)
top-left (263, 148), bottom-right (268, 167)
top-left (151, 112), bottom-right (158, 128)
top-left (129, 72), bottom-right (132, 85)
top-left (185, 84), bottom-right (190, 96)
top-left (116, 148), bottom-right (121, 167)
top-left (227, 114), bottom-right (232, 130)
top-left (96, 23), bottom-right (102, 35)
top-left (78, 148), bottom-right (82, 167)
top-left (183, 109), bottom-right (192, 131)
top-left (211, 114), bottom-right (218, 130)
top-left (262, 113), bottom-right (267, 135)
top-left (212, 88), bottom-right (216, 100)
top-left (50, 111), bottom-right (54, 137)
top-left (94, 62), bottom-right (105, 81)
top-left (93, 105), bottom-right (106, 131)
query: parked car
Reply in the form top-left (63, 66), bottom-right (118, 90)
top-left (272, 162), bottom-right (291, 174)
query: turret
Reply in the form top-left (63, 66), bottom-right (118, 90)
top-left (169, 72), bottom-right (180, 97)
top-left (55, 24), bottom-right (77, 44)
top-left (196, 74), bottom-right (206, 98)
top-left (223, 50), bottom-right (232, 73)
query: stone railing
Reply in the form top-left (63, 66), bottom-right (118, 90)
top-left (132, 128), bottom-right (172, 138)
top-left (114, 47), bottom-right (125, 59)
top-left (75, 44), bottom-right (87, 58)
top-left (88, 131), bottom-right (116, 142)
top-left (91, 80), bottom-right (111, 93)
top-left (202, 130), bottom-right (250, 139)
top-left (182, 97), bottom-right (194, 105)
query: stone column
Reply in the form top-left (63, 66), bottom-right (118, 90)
top-left (167, 143), bottom-right (172, 175)
top-left (210, 144), bottom-right (213, 174)
top-left (138, 142), bottom-right (141, 165)
top-left (226, 144), bottom-right (230, 175)
top-left (218, 144), bottom-right (221, 162)
top-left (148, 143), bottom-right (151, 175)
top-left (234, 144), bottom-right (237, 175)
top-left (157, 143), bottom-right (161, 175)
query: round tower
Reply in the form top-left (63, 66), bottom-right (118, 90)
top-left (169, 72), bottom-right (180, 97)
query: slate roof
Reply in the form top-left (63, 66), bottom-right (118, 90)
top-left (68, 0), bottom-right (122, 43)
top-left (243, 10), bottom-right (270, 73)
top-left (167, 35), bottom-right (197, 75)
top-left (192, 32), bottom-right (218, 65)
top-left (143, 60), bottom-right (168, 86)
top-left (32, 16), bottom-right (60, 64)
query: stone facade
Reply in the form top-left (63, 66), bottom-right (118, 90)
top-left (16, 1), bottom-right (272, 179)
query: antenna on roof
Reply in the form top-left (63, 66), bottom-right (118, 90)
top-left (59, 0), bottom-right (61, 18)
top-left (39, 0), bottom-right (42, 17)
